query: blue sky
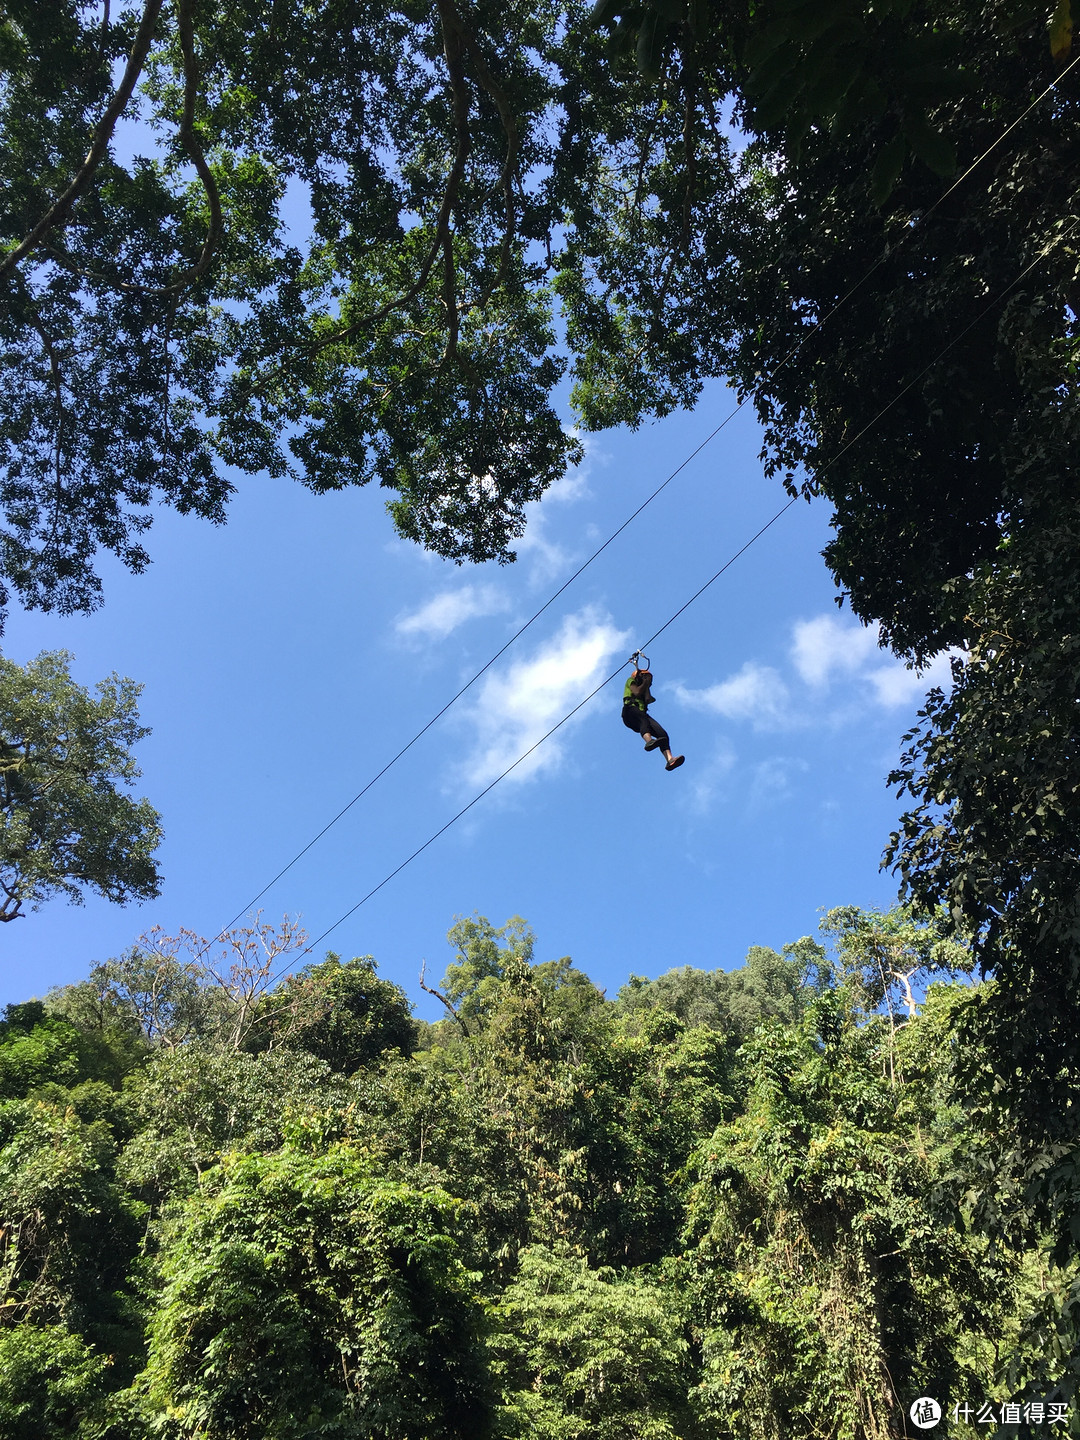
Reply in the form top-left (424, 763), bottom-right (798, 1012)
top-left (1, 376), bottom-right (950, 1017)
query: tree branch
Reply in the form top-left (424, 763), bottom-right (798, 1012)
top-left (890, 966), bottom-right (919, 1020)
top-left (145, 0), bottom-right (223, 297)
top-left (0, 878), bottom-right (25, 923)
top-left (311, 0), bottom-right (472, 348)
top-left (0, 0), bottom-right (167, 280)
top-left (680, 61), bottom-right (697, 253)
top-left (37, 0), bottom-right (222, 300)
top-left (442, 229), bottom-right (459, 357)
top-left (453, 8), bottom-right (520, 308)
top-left (237, 0), bottom-right (475, 401)
top-left (419, 959), bottom-right (470, 1037)
top-left (19, 292), bottom-right (66, 544)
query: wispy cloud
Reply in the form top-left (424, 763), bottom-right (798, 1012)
top-left (686, 742), bottom-right (738, 813)
top-left (513, 523), bottom-right (570, 587)
top-left (456, 606), bottom-right (631, 789)
top-left (791, 614), bottom-right (958, 708)
top-left (394, 584), bottom-right (509, 643)
top-left (538, 443), bottom-right (598, 506)
top-left (673, 614), bottom-right (958, 736)
top-left (749, 756), bottom-right (808, 811)
top-left (674, 662), bottom-right (790, 731)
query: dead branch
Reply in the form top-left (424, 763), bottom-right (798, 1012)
top-left (198, 912), bottom-right (309, 1050)
top-left (890, 966), bottom-right (919, 1020)
top-left (419, 958), bottom-right (470, 1037)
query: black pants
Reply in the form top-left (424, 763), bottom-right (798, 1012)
top-left (622, 703), bottom-right (669, 750)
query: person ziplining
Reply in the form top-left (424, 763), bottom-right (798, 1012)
top-left (622, 654), bottom-right (685, 771)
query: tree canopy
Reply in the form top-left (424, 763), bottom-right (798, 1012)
top-left (1, 0), bottom-right (587, 620)
top-left (6, 0), bottom-right (1079, 1070)
top-left (2, 0), bottom-right (1073, 619)
top-left (0, 648), bottom-right (161, 922)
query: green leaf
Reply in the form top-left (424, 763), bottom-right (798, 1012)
top-left (903, 110), bottom-right (957, 177)
top-left (802, 47), bottom-right (866, 116)
top-left (636, 8), bottom-right (668, 80)
top-left (1049, 0), bottom-right (1073, 60)
top-left (590, 0), bottom-right (624, 26)
top-left (870, 132), bottom-right (907, 205)
top-left (744, 19), bottom-right (793, 71)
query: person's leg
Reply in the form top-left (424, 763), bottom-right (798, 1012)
top-left (622, 703), bottom-right (646, 734)
top-left (645, 715), bottom-right (670, 754)
top-left (646, 714), bottom-right (684, 769)
top-left (623, 703), bottom-right (658, 747)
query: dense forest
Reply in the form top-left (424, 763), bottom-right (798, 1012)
top-left (0, 908), bottom-right (1077, 1437)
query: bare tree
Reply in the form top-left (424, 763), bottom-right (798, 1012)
top-left (194, 913), bottom-right (322, 1052)
top-left (50, 914), bottom-right (325, 1052)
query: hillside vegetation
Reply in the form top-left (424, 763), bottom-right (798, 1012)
top-left (1, 910), bottom-right (1076, 1438)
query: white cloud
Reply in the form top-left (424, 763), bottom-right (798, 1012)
top-left (792, 614), bottom-right (959, 710)
top-left (394, 584), bottom-right (509, 643)
top-left (540, 439), bottom-right (599, 506)
top-left (866, 650), bottom-right (955, 707)
top-left (791, 614), bottom-right (881, 687)
top-left (456, 606), bottom-right (631, 789)
top-left (673, 662), bottom-right (790, 730)
top-left (669, 614), bottom-right (958, 741)
top-left (513, 521), bottom-right (570, 586)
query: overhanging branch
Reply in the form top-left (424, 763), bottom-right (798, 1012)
top-left (0, 0), bottom-right (167, 280)
top-left (33, 0), bottom-right (222, 301)
top-left (237, 0), bottom-right (523, 402)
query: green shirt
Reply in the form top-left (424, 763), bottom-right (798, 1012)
top-left (623, 675), bottom-right (654, 713)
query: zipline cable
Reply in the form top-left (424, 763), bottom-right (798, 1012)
top-left (295, 501), bottom-right (798, 963)
top-left (205, 410), bottom-right (742, 945)
top-left (283, 210), bottom-right (1080, 970)
top-left (208, 59), bottom-right (1078, 950)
